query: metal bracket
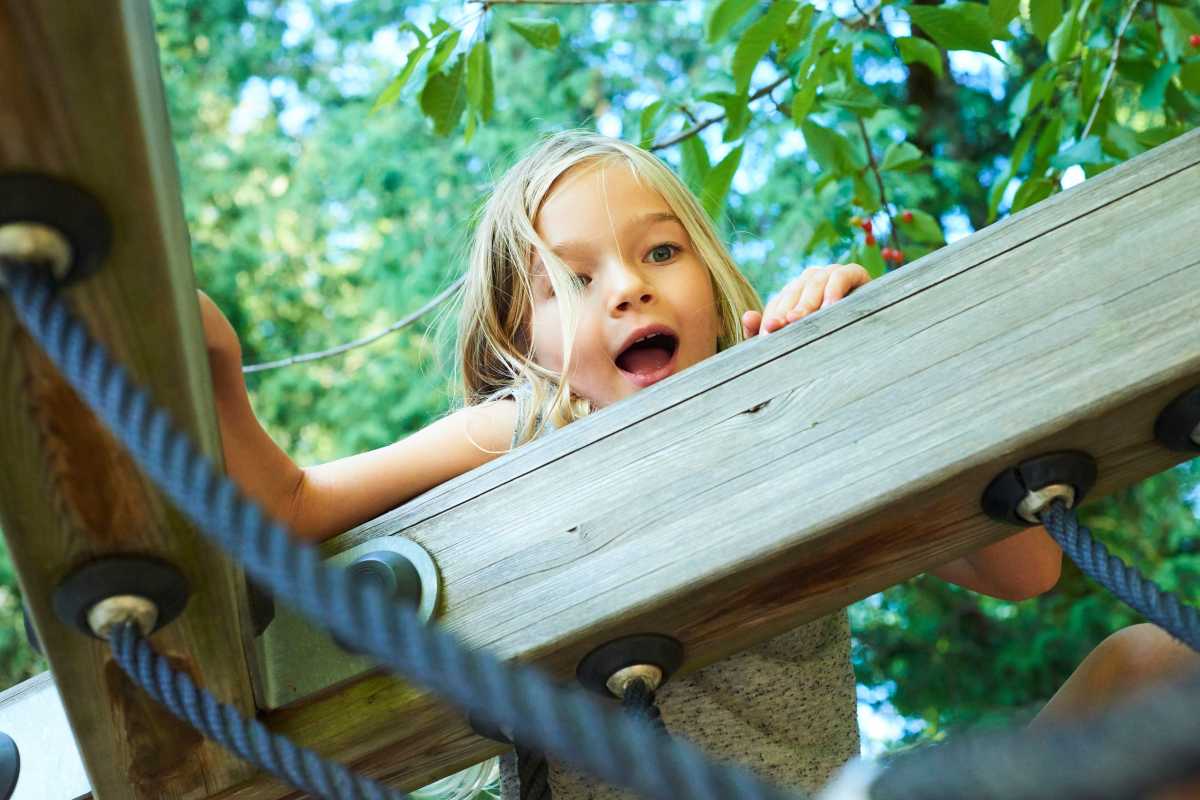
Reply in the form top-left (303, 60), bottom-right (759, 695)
top-left (52, 556), bottom-right (188, 639)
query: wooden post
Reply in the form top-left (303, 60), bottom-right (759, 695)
top-left (0, 3), bottom-right (258, 798)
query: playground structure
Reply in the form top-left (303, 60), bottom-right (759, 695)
top-left (1, 3), bottom-right (1199, 799)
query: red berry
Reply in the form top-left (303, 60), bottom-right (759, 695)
top-left (901, 210), bottom-right (914, 223)
top-left (894, 249), bottom-right (904, 263)
top-left (1191, 33), bottom-right (1200, 48)
top-left (882, 247), bottom-right (894, 261)
top-left (861, 218), bottom-right (873, 233)
top-left (865, 232), bottom-right (876, 246)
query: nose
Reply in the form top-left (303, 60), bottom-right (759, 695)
top-left (606, 260), bottom-right (655, 315)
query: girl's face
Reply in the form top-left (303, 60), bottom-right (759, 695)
top-left (528, 160), bottom-right (721, 409)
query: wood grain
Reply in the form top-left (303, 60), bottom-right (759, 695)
top-left (0, 3), bottom-right (257, 798)
top-left (216, 131), bottom-right (1200, 796)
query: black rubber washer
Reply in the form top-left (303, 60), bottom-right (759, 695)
top-left (576, 634), bottom-right (685, 697)
top-left (52, 556), bottom-right (189, 638)
top-left (981, 450), bottom-right (1098, 526)
top-left (1154, 386), bottom-right (1200, 453)
top-left (0, 732), bottom-right (18, 800)
top-left (0, 174), bottom-right (111, 285)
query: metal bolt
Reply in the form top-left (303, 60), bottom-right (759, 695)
top-left (1017, 483), bottom-right (1076, 525)
top-left (0, 223), bottom-right (73, 281)
top-left (605, 664), bottom-right (663, 699)
top-left (86, 594), bottom-right (159, 639)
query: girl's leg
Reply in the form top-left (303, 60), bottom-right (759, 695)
top-left (1032, 623), bottom-right (1200, 799)
top-left (1032, 623), bottom-right (1197, 723)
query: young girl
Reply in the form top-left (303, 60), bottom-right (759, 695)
top-left (199, 130), bottom-right (1191, 798)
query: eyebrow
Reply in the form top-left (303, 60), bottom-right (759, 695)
top-left (542, 212), bottom-right (684, 261)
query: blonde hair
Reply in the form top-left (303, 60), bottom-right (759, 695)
top-left (456, 129), bottom-right (762, 446)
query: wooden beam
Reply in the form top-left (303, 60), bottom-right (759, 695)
top-left (0, 3), bottom-right (258, 798)
top-left (221, 130), bottom-right (1200, 797)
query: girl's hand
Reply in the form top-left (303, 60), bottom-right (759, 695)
top-left (741, 263), bottom-right (871, 338)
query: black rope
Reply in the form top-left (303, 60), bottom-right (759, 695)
top-left (0, 261), bottom-right (796, 800)
top-left (109, 622), bottom-right (403, 799)
top-left (620, 678), bottom-right (667, 734)
top-left (1041, 499), bottom-right (1200, 652)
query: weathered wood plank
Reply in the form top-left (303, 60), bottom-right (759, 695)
top-left (225, 129), bottom-right (1200, 797)
top-left (0, 3), bottom-right (257, 798)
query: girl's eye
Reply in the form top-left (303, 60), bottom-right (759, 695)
top-left (574, 273), bottom-right (592, 287)
top-left (647, 244), bottom-right (679, 263)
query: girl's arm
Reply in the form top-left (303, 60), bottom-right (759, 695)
top-left (931, 527), bottom-right (1062, 601)
top-left (200, 291), bottom-right (516, 542)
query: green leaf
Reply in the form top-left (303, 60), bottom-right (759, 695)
top-left (1049, 136), bottom-right (1102, 169)
top-left (1159, 6), bottom-right (1200, 63)
top-left (790, 80), bottom-right (818, 125)
top-left (800, 119), bottom-right (862, 176)
top-left (680, 136), bottom-right (711, 195)
top-left (1028, 0), bottom-right (1062, 44)
top-left (638, 99), bottom-right (665, 149)
top-left (703, 91), bottom-right (753, 142)
top-left (1046, 6), bottom-right (1079, 64)
top-left (1179, 61), bottom-right (1200, 94)
top-left (707, 0), bottom-right (758, 43)
top-left (855, 239), bottom-right (887, 279)
top-left (852, 170), bottom-right (881, 213)
top-left (419, 55), bottom-right (466, 136)
top-left (733, 0), bottom-right (797, 95)
top-left (700, 145), bottom-right (744, 219)
top-left (880, 141), bottom-right (924, 171)
top-left (896, 36), bottom-right (945, 79)
top-left (989, 0), bottom-right (1020, 36)
top-left (399, 21), bottom-right (430, 46)
top-left (1032, 114), bottom-right (1063, 172)
top-left (777, 4), bottom-right (814, 59)
top-left (372, 42), bottom-right (429, 113)
top-left (1141, 63), bottom-right (1180, 110)
top-left (908, 4), bottom-right (1001, 58)
top-left (508, 17), bottom-right (562, 50)
top-left (899, 208), bottom-right (945, 244)
top-left (1010, 176), bottom-right (1055, 213)
top-left (822, 79), bottom-right (880, 115)
top-left (466, 41), bottom-right (494, 123)
top-left (428, 28), bottom-right (462, 74)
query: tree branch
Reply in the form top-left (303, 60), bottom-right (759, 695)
top-left (1081, 0), bottom-right (1142, 141)
top-left (242, 276), bottom-right (466, 374)
top-left (856, 116), bottom-right (904, 252)
top-left (650, 73), bottom-right (790, 151)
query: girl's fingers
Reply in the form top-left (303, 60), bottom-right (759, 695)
top-left (792, 272), bottom-right (828, 319)
top-left (821, 264), bottom-right (871, 308)
top-left (742, 310), bottom-right (762, 339)
top-left (762, 281), bottom-right (800, 334)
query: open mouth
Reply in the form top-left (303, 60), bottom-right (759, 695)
top-left (615, 332), bottom-right (679, 386)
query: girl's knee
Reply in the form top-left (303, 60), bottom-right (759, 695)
top-left (1091, 623), bottom-right (1195, 689)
